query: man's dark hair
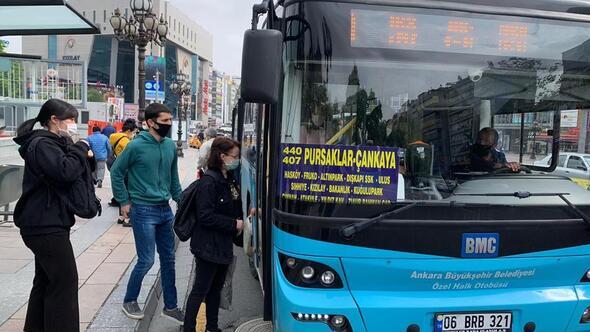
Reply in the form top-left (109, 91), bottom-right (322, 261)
top-left (92, 126), bottom-right (101, 132)
top-left (122, 118), bottom-right (137, 132)
top-left (144, 103), bottom-right (172, 122)
top-left (207, 137), bottom-right (240, 170)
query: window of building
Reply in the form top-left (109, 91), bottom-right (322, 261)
top-left (93, 10), bottom-right (96, 23)
top-left (82, 11), bottom-right (86, 17)
top-left (116, 41), bottom-right (135, 103)
top-left (88, 35), bottom-right (112, 84)
top-left (124, 8), bottom-right (128, 18)
top-left (104, 10), bottom-right (107, 23)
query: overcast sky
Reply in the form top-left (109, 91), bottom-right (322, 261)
top-left (171, 0), bottom-right (256, 76)
top-left (5, 0), bottom-right (257, 76)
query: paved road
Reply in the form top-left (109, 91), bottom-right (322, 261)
top-left (148, 246), bottom-right (264, 332)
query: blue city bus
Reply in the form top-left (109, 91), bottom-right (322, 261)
top-left (236, 1), bottom-right (590, 331)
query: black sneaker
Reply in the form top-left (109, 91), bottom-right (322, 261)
top-left (162, 307), bottom-right (184, 324)
top-left (122, 301), bottom-right (144, 320)
top-left (122, 220), bottom-right (132, 227)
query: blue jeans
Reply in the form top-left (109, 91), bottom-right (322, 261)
top-left (124, 203), bottom-right (178, 310)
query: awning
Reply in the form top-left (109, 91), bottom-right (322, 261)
top-left (0, 0), bottom-right (100, 36)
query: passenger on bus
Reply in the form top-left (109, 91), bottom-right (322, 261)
top-left (470, 127), bottom-right (520, 172)
top-left (184, 137), bottom-right (244, 332)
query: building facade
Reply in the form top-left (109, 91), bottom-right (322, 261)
top-left (21, 0), bottom-right (213, 124)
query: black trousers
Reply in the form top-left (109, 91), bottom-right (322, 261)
top-left (184, 257), bottom-right (229, 332)
top-left (22, 232), bottom-right (79, 332)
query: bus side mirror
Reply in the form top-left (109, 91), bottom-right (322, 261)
top-left (241, 29), bottom-right (283, 104)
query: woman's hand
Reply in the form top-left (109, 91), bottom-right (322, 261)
top-left (236, 219), bottom-right (244, 232)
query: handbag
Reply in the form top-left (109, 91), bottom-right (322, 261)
top-left (219, 255), bottom-right (237, 311)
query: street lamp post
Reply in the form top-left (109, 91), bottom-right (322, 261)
top-left (170, 72), bottom-right (192, 157)
top-left (110, 0), bottom-right (168, 120)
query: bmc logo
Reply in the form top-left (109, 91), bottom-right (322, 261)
top-left (461, 233), bottom-right (499, 258)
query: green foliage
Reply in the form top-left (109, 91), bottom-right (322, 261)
top-left (0, 40), bottom-right (8, 53)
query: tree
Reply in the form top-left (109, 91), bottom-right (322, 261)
top-left (0, 40), bottom-right (8, 53)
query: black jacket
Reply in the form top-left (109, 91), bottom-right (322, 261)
top-left (13, 130), bottom-right (90, 236)
top-left (190, 169), bottom-right (242, 265)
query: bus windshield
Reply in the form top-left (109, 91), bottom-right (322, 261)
top-left (279, 1), bottom-right (590, 218)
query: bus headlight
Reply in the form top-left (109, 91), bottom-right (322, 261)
top-left (279, 253), bottom-right (343, 288)
top-left (580, 269), bottom-right (590, 282)
top-left (301, 266), bottom-right (315, 280)
top-left (321, 271), bottom-right (335, 285)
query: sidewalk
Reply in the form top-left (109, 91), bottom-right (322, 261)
top-left (0, 147), bottom-right (198, 332)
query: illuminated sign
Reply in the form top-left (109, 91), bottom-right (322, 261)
top-left (280, 144), bottom-right (399, 205)
top-left (350, 9), bottom-right (590, 59)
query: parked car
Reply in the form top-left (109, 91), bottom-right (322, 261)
top-left (534, 152), bottom-right (590, 189)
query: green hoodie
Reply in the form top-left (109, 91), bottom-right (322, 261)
top-left (111, 131), bottom-right (182, 206)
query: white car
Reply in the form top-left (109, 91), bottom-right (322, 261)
top-left (533, 153), bottom-right (590, 180)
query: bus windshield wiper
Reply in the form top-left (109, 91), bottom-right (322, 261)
top-left (339, 201), bottom-right (493, 239)
top-left (455, 191), bottom-right (590, 225)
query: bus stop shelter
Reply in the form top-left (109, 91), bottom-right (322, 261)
top-left (0, 0), bottom-right (99, 36)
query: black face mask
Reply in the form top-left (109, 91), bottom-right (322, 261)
top-left (472, 143), bottom-right (493, 158)
top-left (153, 122), bottom-right (171, 138)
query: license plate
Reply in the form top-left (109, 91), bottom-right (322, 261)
top-left (435, 312), bottom-right (512, 332)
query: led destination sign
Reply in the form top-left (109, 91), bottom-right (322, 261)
top-left (351, 9), bottom-right (590, 59)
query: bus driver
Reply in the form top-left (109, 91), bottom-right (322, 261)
top-left (470, 127), bottom-right (520, 173)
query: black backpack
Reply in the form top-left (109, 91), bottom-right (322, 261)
top-left (106, 135), bottom-right (127, 170)
top-left (174, 178), bottom-right (203, 241)
top-left (29, 137), bottom-right (102, 219)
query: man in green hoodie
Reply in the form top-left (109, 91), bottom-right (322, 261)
top-left (111, 103), bottom-right (184, 323)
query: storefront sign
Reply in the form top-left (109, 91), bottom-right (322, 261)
top-left (279, 143), bottom-right (399, 205)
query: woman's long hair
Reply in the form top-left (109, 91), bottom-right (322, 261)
top-left (16, 99), bottom-right (79, 137)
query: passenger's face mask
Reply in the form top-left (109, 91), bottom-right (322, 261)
top-left (153, 122), bottom-right (172, 138)
top-left (226, 159), bottom-right (240, 170)
top-left (57, 120), bottom-right (78, 139)
top-left (223, 151), bottom-right (240, 170)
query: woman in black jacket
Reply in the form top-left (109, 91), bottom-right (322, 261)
top-left (184, 137), bottom-right (244, 332)
top-left (13, 99), bottom-right (92, 332)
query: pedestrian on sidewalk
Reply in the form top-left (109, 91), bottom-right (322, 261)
top-left (13, 99), bottom-right (94, 332)
top-left (184, 137), bottom-right (244, 332)
top-left (87, 126), bottom-right (111, 188)
top-left (109, 118), bottom-right (137, 227)
top-left (101, 122), bottom-right (116, 138)
top-left (110, 103), bottom-right (185, 323)
top-left (195, 127), bottom-right (218, 173)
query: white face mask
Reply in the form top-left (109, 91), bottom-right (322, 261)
top-left (58, 122), bottom-right (78, 140)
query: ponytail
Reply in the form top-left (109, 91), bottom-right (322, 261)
top-left (16, 118), bottom-right (38, 137)
top-left (15, 99), bottom-right (78, 138)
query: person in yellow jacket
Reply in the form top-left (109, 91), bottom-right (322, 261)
top-left (110, 119), bottom-right (137, 157)
top-left (108, 119), bottom-right (137, 227)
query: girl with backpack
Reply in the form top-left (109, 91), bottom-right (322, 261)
top-left (184, 137), bottom-right (244, 332)
top-left (13, 99), bottom-right (95, 332)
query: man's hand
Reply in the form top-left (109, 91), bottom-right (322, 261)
top-left (506, 162), bottom-right (521, 172)
top-left (236, 219), bottom-right (244, 232)
top-left (121, 204), bottom-right (131, 219)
